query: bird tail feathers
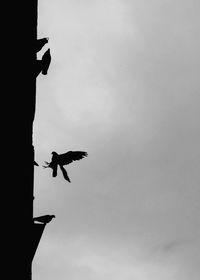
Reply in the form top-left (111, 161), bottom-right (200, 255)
top-left (60, 165), bottom-right (71, 182)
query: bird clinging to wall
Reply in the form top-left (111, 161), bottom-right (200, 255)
top-left (35, 48), bottom-right (51, 77)
top-left (43, 151), bottom-right (88, 182)
top-left (33, 215), bottom-right (55, 224)
top-left (41, 48), bottom-right (51, 75)
top-left (35, 37), bottom-right (49, 53)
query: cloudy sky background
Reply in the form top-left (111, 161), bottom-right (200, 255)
top-left (33, 1), bottom-right (200, 279)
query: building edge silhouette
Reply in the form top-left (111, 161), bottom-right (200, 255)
top-left (1, 1), bottom-right (41, 279)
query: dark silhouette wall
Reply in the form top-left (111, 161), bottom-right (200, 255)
top-left (2, 2), bottom-right (38, 279)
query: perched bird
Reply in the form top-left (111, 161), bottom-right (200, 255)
top-left (41, 48), bottom-right (51, 75)
top-left (35, 37), bottom-right (49, 52)
top-left (33, 215), bottom-right (55, 224)
top-left (35, 48), bottom-right (51, 77)
top-left (43, 151), bottom-right (88, 182)
top-left (34, 161), bottom-right (39, 166)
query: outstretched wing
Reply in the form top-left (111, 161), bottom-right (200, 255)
top-left (58, 151), bottom-right (88, 165)
top-left (59, 165), bottom-right (71, 182)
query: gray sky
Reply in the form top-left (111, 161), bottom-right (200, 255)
top-left (33, 1), bottom-right (200, 279)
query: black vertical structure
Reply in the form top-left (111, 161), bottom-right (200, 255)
top-left (2, 1), bottom-right (38, 279)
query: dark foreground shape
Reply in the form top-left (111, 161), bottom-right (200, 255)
top-left (2, 1), bottom-right (38, 279)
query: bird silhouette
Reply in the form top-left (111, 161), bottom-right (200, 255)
top-left (35, 48), bottom-right (51, 77)
top-left (33, 215), bottom-right (55, 224)
top-left (43, 151), bottom-right (88, 182)
top-left (35, 37), bottom-right (49, 52)
top-left (34, 161), bottom-right (39, 166)
top-left (41, 48), bottom-right (51, 75)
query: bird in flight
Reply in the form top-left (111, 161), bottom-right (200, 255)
top-left (33, 215), bottom-right (55, 224)
top-left (43, 151), bottom-right (88, 182)
top-left (35, 37), bottom-right (49, 53)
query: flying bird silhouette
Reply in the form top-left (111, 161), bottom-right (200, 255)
top-left (33, 215), bottom-right (55, 224)
top-left (35, 48), bottom-right (51, 77)
top-left (36, 37), bottom-right (49, 52)
top-left (43, 151), bottom-right (88, 182)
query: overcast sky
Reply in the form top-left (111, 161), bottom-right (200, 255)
top-left (33, 1), bottom-right (200, 279)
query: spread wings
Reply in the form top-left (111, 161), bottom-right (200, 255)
top-left (57, 151), bottom-right (88, 166)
